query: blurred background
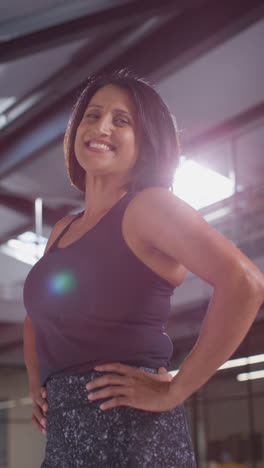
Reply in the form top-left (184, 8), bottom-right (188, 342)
top-left (0, 1), bottom-right (264, 467)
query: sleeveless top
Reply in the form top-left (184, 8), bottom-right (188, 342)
top-left (23, 191), bottom-right (176, 386)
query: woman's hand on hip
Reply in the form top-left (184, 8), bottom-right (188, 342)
top-left (85, 363), bottom-right (177, 412)
top-left (157, 366), bottom-right (173, 382)
top-left (29, 384), bottom-right (48, 434)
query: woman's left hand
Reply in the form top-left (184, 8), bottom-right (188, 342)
top-left (85, 362), bottom-right (177, 412)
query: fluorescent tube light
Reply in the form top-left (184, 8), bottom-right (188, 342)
top-left (168, 354), bottom-right (264, 378)
top-left (237, 370), bottom-right (264, 382)
top-left (218, 354), bottom-right (264, 370)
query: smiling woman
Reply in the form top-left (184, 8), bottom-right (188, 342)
top-left (23, 68), bottom-right (264, 468)
top-left (73, 84), bottom-right (140, 190)
top-left (64, 68), bottom-right (180, 194)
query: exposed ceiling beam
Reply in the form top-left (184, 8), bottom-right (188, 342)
top-left (0, 8), bottom-right (179, 175)
top-left (0, 0), bottom-right (134, 42)
top-left (184, 101), bottom-right (264, 153)
top-left (1, 0), bottom-right (263, 145)
top-left (0, 114), bottom-right (67, 177)
top-left (0, 4), bottom-right (179, 141)
top-left (0, 0), bottom-right (183, 62)
top-left (171, 318), bottom-right (264, 363)
top-left (0, 190), bottom-right (73, 240)
top-left (104, 0), bottom-right (264, 82)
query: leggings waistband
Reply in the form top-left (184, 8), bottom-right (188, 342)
top-left (45, 366), bottom-right (157, 411)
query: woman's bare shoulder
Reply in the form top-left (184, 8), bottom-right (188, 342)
top-left (124, 186), bottom-right (262, 289)
top-left (43, 214), bottom-right (75, 255)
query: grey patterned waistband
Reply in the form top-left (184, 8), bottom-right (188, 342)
top-left (46, 366), bottom-right (157, 411)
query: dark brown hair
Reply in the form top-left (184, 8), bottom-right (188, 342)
top-left (64, 68), bottom-right (180, 192)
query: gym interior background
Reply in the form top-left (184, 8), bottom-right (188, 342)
top-left (0, 1), bottom-right (264, 467)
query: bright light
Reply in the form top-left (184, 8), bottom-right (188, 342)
top-left (169, 354), bottom-right (264, 378)
top-left (0, 231), bottom-right (47, 265)
top-left (0, 397), bottom-right (32, 411)
top-left (0, 399), bottom-right (17, 409)
top-left (0, 96), bottom-right (16, 113)
top-left (173, 157), bottom-right (234, 210)
top-left (218, 354), bottom-right (264, 370)
top-left (237, 370), bottom-right (264, 382)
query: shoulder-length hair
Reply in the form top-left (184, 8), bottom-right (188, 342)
top-left (64, 68), bottom-right (180, 193)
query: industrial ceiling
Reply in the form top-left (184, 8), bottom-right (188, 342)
top-left (0, 0), bottom-right (264, 370)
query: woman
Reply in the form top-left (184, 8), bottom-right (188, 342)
top-left (23, 69), bottom-right (264, 467)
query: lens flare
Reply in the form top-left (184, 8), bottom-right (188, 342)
top-left (48, 270), bottom-right (77, 294)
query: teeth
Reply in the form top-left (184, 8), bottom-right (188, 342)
top-left (89, 142), bottom-right (112, 151)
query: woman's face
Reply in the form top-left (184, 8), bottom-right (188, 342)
top-left (74, 84), bottom-right (140, 181)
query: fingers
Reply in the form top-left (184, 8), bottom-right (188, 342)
top-left (86, 374), bottom-right (130, 391)
top-left (88, 385), bottom-right (127, 402)
top-left (31, 406), bottom-right (47, 434)
top-left (41, 387), bottom-right (47, 400)
top-left (100, 397), bottom-right (128, 410)
top-left (40, 386), bottom-right (48, 411)
top-left (157, 367), bottom-right (173, 382)
top-left (29, 386), bottom-right (48, 435)
top-left (36, 393), bottom-right (48, 413)
top-left (29, 387), bottom-right (48, 412)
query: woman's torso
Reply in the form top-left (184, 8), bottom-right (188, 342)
top-left (24, 189), bottom-right (186, 385)
top-left (55, 190), bottom-right (187, 288)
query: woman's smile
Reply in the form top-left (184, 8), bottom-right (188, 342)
top-left (84, 139), bottom-right (116, 154)
top-left (74, 84), bottom-right (139, 177)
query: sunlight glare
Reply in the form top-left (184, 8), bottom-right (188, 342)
top-left (173, 157), bottom-right (234, 210)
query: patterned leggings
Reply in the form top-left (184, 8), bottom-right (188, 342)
top-left (41, 367), bottom-right (196, 468)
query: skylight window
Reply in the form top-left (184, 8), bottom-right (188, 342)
top-left (173, 157), bottom-right (235, 210)
top-left (0, 231), bottom-right (47, 265)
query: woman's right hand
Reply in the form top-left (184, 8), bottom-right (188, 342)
top-left (29, 385), bottom-right (48, 434)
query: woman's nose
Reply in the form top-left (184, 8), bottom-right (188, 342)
top-left (97, 115), bottom-right (112, 135)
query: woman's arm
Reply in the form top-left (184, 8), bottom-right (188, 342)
top-left (23, 314), bottom-right (40, 388)
top-left (24, 314), bottom-right (48, 433)
top-left (23, 215), bottom-right (71, 383)
top-left (132, 187), bottom-right (264, 406)
top-left (23, 214), bottom-right (73, 431)
top-left (169, 275), bottom-right (264, 406)
top-left (85, 187), bottom-right (264, 411)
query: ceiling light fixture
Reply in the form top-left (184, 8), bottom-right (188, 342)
top-left (169, 354), bottom-right (264, 378)
top-left (237, 370), bottom-right (264, 382)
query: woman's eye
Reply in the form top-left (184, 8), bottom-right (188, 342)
top-left (115, 118), bottom-right (130, 125)
top-left (84, 114), bottom-right (131, 125)
top-left (86, 113), bottom-right (99, 119)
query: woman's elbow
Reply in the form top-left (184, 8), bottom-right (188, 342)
top-left (216, 259), bottom-right (264, 303)
top-left (236, 266), bottom-right (264, 308)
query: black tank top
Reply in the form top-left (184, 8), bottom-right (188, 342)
top-left (23, 191), bottom-right (176, 386)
